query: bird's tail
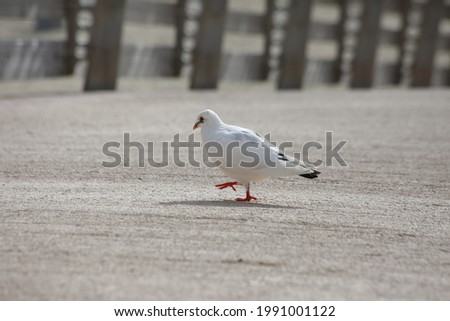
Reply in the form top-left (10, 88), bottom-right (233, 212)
top-left (299, 169), bottom-right (321, 179)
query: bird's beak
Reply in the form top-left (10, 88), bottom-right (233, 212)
top-left (193, 120), bottom-right (201, 130)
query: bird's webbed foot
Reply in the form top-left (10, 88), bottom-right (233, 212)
top-left (215, 181), bottom-right (239, 191)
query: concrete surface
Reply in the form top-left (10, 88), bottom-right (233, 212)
top-left (0, 89), bottom-right (449, 300)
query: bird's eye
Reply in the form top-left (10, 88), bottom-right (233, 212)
top-left (199, 116), bottom-right (204, 123)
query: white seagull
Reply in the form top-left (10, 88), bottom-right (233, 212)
top-left (193, 109), bottom-right (320, 201)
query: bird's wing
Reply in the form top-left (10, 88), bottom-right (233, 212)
top-left (212, 124), bottom-right (317, 178)
top-left (221, 125), bottom-right (265, 143)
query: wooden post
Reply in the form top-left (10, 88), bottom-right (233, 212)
top-left (332, 0), bottom-right (348, 83)
top-left (64, 0), bottom-right (78, 75)
top-left (277, 0), bottom-right (312, 89)
top-left (84, 0), bottom-right (126, 91)
top-left (392, 0), bottom-right (411, 85)
top-left (351, 0), bottom-right (384, 88)
top-left (261, 0), bottom-right (275, 80)
top-left (36, 0), bottom-right (63, 30)
top-left (411, 0), bottom-right (444, 87)
top-left (174, 0), bottom-right (186, 76)
top-left (190, 0), bottom-right (228, 89)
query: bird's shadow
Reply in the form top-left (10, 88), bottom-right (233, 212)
top-left (159, 200), bottom-right (299, 209)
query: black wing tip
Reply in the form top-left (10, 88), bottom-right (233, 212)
top-left (299, 170), bottom-right (321, 179)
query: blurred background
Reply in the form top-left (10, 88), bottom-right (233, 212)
top-left (0, 0), bottom-right (449, 96)
top-left (1, 0), bottom-right (450, 301)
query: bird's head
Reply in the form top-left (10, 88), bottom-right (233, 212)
top-left (193, 109), bottom-right (221, 130)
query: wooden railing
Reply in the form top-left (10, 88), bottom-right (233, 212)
top-left (1, 0), bottom-right (449, 90)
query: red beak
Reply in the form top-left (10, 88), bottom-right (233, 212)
top-left (193, 121), bottom-right (201, 130)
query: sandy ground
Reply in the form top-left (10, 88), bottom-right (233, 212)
top-left (0, 88), bottom-right (449, 300)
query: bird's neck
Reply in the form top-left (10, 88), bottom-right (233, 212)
top-left (201, 120), bottom-right (225, 140)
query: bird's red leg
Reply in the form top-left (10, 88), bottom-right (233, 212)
top-left (215, 181), bottom-right (238, 191)
top-left (236, 183), bottom-right (257, 202)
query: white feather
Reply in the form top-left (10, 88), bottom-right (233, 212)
top-left (196, 109), bottom-right (319, 185)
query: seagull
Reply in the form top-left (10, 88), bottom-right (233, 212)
top-left (193, 109), bottom-right (320, 201)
